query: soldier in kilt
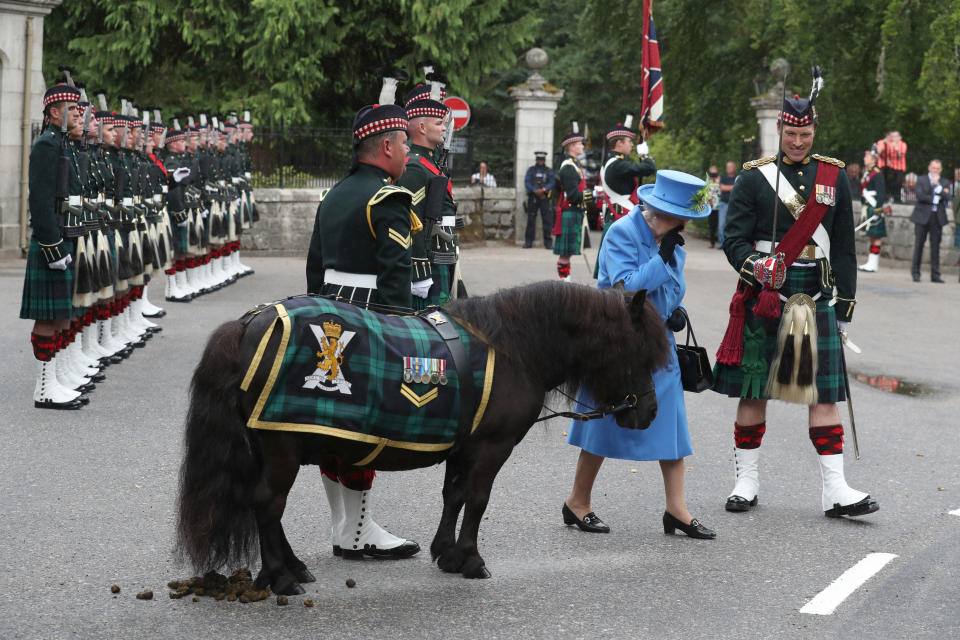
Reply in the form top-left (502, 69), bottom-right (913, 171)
top-left (304, 88), bottom-right (420, 560)
top-left (552, 123), bottom-right (595, 280)
top-left (162, 126), bottom-right (194, 301)
top-left (396, 78), bottom-right (454, 309)
top-left (858, 147), bottom-right (886, 273)
top-left (20, 84), bottom-right (90, 409)
top-left (712, 80), bottom-right (878, 519)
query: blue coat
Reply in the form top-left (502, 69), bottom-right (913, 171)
top-left (566, 207), bottom-right (693, 461)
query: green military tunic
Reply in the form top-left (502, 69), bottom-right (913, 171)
top-left (306, 163), bottom-right (415, 309)
top-left (20, 125), bottom-right (78, 320)
top-left (712, 151), bottom-right (856, 403)
top-left (396, 143), bottom-right (458, 308)
top-left (553, 156), bottom-right (589, 256)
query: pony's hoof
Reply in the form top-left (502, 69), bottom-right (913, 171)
top-left (462, 563), bottom-right (491, 579)
top-left (436, 553), bottom-right (463, 574)
top-left (274, 579), bottom-right (305, 596)
top-left (292, 567), bottom-right (316, 583)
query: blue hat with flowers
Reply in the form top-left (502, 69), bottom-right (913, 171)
top-left (636, 170), bottom-right (710, 219)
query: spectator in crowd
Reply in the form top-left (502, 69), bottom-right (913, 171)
top-left (876, 130), bottom-right (907, 203)
top-left (470, 161), bottom-right (497, 187)
top-left (718, 161), bottom-right (737, 248)
top-left (523, 151), bottom-right (554, 249)
top-left (858, 148), bottom-right (886, 273)
top-left (706, 166), bottom-right (721, 248)
top-left (910, 158), bottom-right (951, 283)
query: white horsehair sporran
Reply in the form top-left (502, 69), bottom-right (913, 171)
top-left (766, 292), bottom-right (818, 405)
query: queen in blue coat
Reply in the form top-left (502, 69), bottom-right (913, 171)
top-left (562, 170), bottom-right (716, 540)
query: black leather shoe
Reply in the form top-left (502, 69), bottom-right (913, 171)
top-left (35, 397), bottom-right (84, 410)
top-left (342, 540), bottom-right (421, 559)
top-left (522, 243), bottom-right (533, 248)
top-left (562, 502), bottom-right (610, 533)
top-left (825, 495), bottom-right (879, 518)
top-left (725, 495), bottom-right (758, 512)
top-left (663, 511), bottom-right (716, 539)
top-left (912, 275), bottom-right (921, 282)
top-left (143, 309), bottom-right (167, 318)
top-left (932, 276), bottom-right (945, 283)
top-left (90, 371), bottom-right (106, 383)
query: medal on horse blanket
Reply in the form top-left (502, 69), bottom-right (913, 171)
top-left (239, 296), bottom-right (495, 460)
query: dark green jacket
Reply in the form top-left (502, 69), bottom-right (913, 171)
top-left (604, 153), bottom-right (656, 197)
top-left (306, 163), bottom-right (414, 307)
top-left (397, 144), bottom-right (456, 280)
top-left (723, 152), bottom-right (857, 320)
top-left (28, 125), bottom-right (74, 253)
top-left (558, 156), bottom-right (587, 209)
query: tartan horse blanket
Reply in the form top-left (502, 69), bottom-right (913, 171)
top-left (239, 296), bottom-right (495, 461)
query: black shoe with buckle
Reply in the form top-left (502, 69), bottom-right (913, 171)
top-left (825, 495), bottom-right (879, 518)
top-left (562, 502), bottom-right (610, 533)
top-left (663, 511), bottom-right (716, 539)
top-left (725, 495), bottom-right (758, 512)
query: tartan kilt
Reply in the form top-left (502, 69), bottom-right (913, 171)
top-left (865, 215), bottom-right (887, 239)
top-left (552, 208), bottom-right (583, 256)
top-left (171, 220), bottom-right (189, 254)
top-left (425, 264), bottom-right (452, 307)
top-left (20, 238), bottom-right (76, 321)
top-left (712, 264), bottom-right (845, 403)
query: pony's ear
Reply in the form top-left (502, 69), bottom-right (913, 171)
top-left (612, 280), bottom-right (626, 292)
top-left (629, 289), bottom-right (648, 321)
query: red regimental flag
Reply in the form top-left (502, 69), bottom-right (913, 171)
top-left (640, 0), bottom-right (664, 138)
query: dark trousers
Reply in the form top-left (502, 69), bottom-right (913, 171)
top-left (525, 196), bottom-right (554, 247)
top-left (911, 217), bottom-right (943, 280)
top-left (707, 208), bottom-right (719, 244)
top-left (884, 167), bottom-right (904, 203)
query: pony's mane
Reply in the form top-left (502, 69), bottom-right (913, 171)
top-left (445, 281), bottom-right (668, 396)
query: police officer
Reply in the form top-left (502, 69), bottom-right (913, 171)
top-left (523, 151), bottom-right (554, 249)
top-left (712, 72), bottom-right (877, 519)
top-left (305, 85), bottom-right (421, 560)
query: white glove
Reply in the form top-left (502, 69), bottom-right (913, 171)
top-left (837, 320), bottom-right (849, 333)
top-left (411, 278), bottom-right (433, 299)
top-left (177, 219), bottom-right (189, 227)
top-left (173, 167), bottom-right (191, 183)
top-left (201, 208), bottom-right (210, 219)
top-left (934, 184), bottom-right (943, 195)
top-left (862, 189), bottom-right (877, 208)
top-left (234, 198), bottom-right (242, 209)
top-left (636, 141), bottom-right (650, 156)
top-left (49, 254), bottom-right (73, 271)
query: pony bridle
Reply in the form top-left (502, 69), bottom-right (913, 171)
top-left (535, 379), bottom-right (655, 423)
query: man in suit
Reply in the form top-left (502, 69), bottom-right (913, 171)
top-left (910, 159), bottom-right (951, 283)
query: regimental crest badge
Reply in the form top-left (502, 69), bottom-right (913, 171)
top-left (815, 183), bottom-right (836, 206)
top-left (403, 356), bottom-right (448, 385)
top-left (303, 320), bottom-right (356, 394)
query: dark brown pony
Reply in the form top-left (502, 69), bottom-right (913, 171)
top-left (176, 280), bottom-right (668, 595)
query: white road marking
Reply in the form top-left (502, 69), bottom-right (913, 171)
top-left (949, 508), bottom-right (960, 516)
top-left (800, 553), bottom-right (898, 615)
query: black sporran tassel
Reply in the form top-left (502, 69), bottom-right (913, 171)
top-left (252, 202), bottom-right (260, 222)
top-left (797, 323), bottom-right (815, 386)
top-left (776, 317), bottom-right (796, 385)
top-left (75, 252), bottom-right (94, 295)
top-left (189, 221), bottom-right (199, 247)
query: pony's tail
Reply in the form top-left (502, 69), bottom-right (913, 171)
top-left (175, 320), bottom-right (260, 573)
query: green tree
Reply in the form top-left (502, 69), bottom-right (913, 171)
top-left (44, 0), bottom-right (539, 126)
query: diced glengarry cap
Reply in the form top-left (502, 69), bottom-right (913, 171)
top-left (43, 84), bottom-right (81, 112)
top-left (605, 114), bottom-right (637, 140)
top-left (352, 104), bottom-right (409, 143)
top-left (561, 120), bottom-right (584, 148)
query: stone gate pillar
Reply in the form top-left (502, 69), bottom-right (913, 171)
top-left (509, 48), bottom-right (564, 246)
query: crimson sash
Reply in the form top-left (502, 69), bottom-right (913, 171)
top-left (715, 162), bottom-right (839, 366)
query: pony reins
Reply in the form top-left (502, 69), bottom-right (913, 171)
top-left (534, 383), bottom-right (654, 423)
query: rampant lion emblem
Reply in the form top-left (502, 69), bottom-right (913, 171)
top-left (303, 320), bottom-right (356, 394)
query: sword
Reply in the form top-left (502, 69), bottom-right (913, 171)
top-left (838, 329), bottom-right (860, 460)
top-left (769, 69), bottom-right (789, 255)
top-left (854, 215), bottom-right (880, 232)
top-left (580, 212), bottom-right (593, 274)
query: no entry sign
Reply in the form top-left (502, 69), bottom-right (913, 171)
top-left (443, 96), bottom-right (471, 131)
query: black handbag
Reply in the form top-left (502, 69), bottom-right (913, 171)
top-left (674, 308), bottom-right (714, 393)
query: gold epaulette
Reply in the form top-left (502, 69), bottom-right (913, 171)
top-left (742, 155), bottom-right (776, 170)
top-left (812, 154), bottom-right (846, 168)
top-left (368, 184), bottom-right (413, 206)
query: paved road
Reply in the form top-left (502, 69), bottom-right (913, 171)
top-left (1, 234), bottom-right (958, 639)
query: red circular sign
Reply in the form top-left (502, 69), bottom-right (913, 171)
top-left (443, 96), bottom-right (471, 131)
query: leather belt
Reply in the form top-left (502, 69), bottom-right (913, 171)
top-left (755, 240), bottom-right (824, 261)
top-left (323, 269), bottom-right (377, 289)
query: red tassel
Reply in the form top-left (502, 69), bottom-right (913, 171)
top-left (716, 284), bottom-right (750, 365)
top-left (753, 288), bottom-right (782, 320)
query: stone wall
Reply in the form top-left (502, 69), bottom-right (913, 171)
top-left (245, 185), bottom-right (518, 254)
top-left (854, 203), bottom-right (958, 273)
